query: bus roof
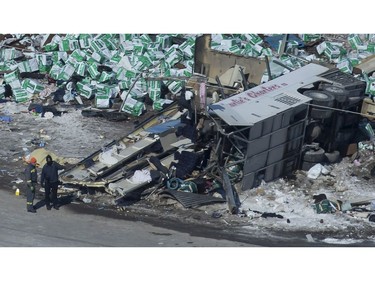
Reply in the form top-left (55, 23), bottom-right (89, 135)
top-left (209, 63), bottom-right (330, 126)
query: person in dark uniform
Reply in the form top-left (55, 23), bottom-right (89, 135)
top-left (25, 157), bottom-right (38, 213)
top-left (40, 155), bottom-right (65, 210)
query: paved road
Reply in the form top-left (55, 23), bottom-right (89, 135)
top-left (0, 188), bottom-right (254, 247)
top-left (0, 188), bottom-right (260, 281)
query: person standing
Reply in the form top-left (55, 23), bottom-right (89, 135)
top-left (40, 155), bottom-right (64, 210)
top-left (25, 157), bottom-right (38, 213)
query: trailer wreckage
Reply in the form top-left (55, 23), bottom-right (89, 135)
top-left (59, 62), bottom-right (367, 213)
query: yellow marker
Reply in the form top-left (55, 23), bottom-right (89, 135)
top-left (15, 188), bottom-right (20, 196)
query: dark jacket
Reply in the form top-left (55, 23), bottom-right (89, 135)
top-left (172, 151), bottom-right (200, 179)
top-left (25, 163), bottom-right (37, 184)
top-left (41, 161), bottom-right (64, 185)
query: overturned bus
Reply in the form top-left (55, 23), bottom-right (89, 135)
top-left (59, 62), bottom-right (366, 201)
top-left (209, 62), bottom-right (366, 190)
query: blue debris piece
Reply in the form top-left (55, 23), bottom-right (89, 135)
top-left (0, 116), bottom-right (12, 122)
top-left (264, 34), bottom-right (305, 51)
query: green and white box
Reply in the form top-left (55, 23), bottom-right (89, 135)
top-left (347, 53), bottom-right (360, 67)
top-left (98, 71), bottom-right (114, 83)
top-left (0, 62), bottom-right (6, 72)
top-left (65, 34), bottom-right (79, 40)
top-left (228, 44), bottom-right (242, 55)
top-left (152, 98), bottom-right (173, 111)
top-left (133, 44), bottom-right (146, 56)
top-left (110, 52), bottom-right (122, 64)
top-left (125, 69), bottom-right (137, 79)
top-left (99, 48), bottom-right (112, 60)
top-left (4, 70), bottom-right (18, 84)
top-left (179, 37), bottom-right (195, 58)
top-left (95, 83), bottom-right (110, 95)
top-left (108, 85), bottom-right (120, 98)
top-left (245, 43), bottom-right (262, 57)
top-left (71, 49), bottom-right (86, 62)
top-left (36, 53), bottom-right (53, 73)
top-left (211, 34), bottom-right (225, 44)
top-left (9, 79), bottom-right (22, 89)
top-left (90, 39), bottom-right (106, 53)
top-left (221, 39), bottom-right (237, 48)
top-left (79, 34), bottom-right (92, 49)
top-left (17, 58), bottom-right (39, 73)
top-left (5, 60), bottom-right (18, 71)
top-left (88, 63), bottom-right (100, 79)
top-left (22, 79), bottom-right (44, 94)
top-left (75, 62), bottom-right (87, 76)
top-left (164, 45), bottom-right (183, 66)
top-left (119, 34), bottom-right (134, 42)
top-left (367, 43), bottom-right (375, 53)
top-left (121, 96), bottom-right (145, 116)
top-left (150, 50), bottom-right (165, 60)
top-left (348, 34), bottom-right (367, 50)
top-left (1, 48), bottom-right (23, 60)
top-left (87, 52), bottom-right (103, 64)
top-left (59, 64), bottom-right (75, 80)
top-left (148, 80), bottom-right (161, 101)
top-left (182, 59), bottom-right (194, 71)
top-left (363, 72), bottom-right (375, 96)
top-left (115, 67), bottom-right (127, 80)
top-left (167, 80), bottom-right (183, 94)
top-left (299, 34), bottom-right (321, 42)
top-left (129, 87), bottom-right (147, 100)
top-left (96, 93), bottom-right (110, 108)
top-left (140, 34), bottom-right (152, 44)
top-left (118, 80), bottom-right (131, 90)
top-left (262, 47), bottom-right (273, 57)
top-left (102, 38), bottom-right (117, 50)
top-left (324, 43), bottom-right (341, 60)
top-left (12, 88), bottom-right (29, 103)
top-left (49, 64), bottom-right (62, 80)
top-left (59, 39), bottom-right (79, 52)
top-left (119, 41), bottom-right (134, 54)
top-left (44, 42), bottom-right (58, 52)
top-left (156, 34), bottom-right (171, 49)
top-left (337, 59), bottom-right (353, 74)
top-left (134, 54), bottom-right (153, 71)
top-left (148, 42), bottom-right (161, 54)
top-left (242, 34), bottom-right (263, 45)
top-left (65, 56), bottom-right (78, 67)
top-left (136, 78), bottom-right (148, 92)
top-left (52, 51), bottom-right (68, 63)
top-left (77, 81), bottom-right (95, 99)
top-left (316, 42), bottom-right (326, 55)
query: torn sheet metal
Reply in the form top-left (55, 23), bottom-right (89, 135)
top-left (158, 189), bottom-right (226, 208)
top-left (209, 63), bottom-right (331, 126)
top-left (59, 103), bottom-right (181, 187)
top-left (222, 167), bottom-right (240, 214)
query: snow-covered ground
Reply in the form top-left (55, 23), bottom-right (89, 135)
top-left (231, 158), bottom-right (375, 245)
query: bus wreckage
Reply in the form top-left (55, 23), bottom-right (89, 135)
top-left (59, 62), bottom-right (367, 212)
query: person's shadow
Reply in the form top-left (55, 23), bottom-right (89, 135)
top-left (34, 195), bottom-right (74, 210)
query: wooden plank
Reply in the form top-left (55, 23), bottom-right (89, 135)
top-left (353, 54), bottom-right (375, 74)
top-left (349, 197), bottom-right (375, 206)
